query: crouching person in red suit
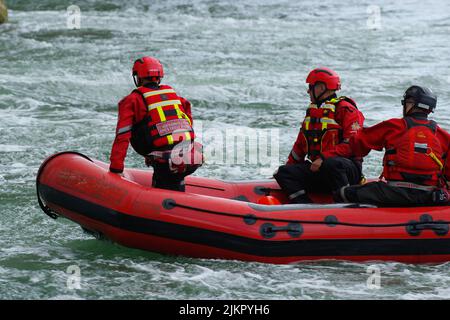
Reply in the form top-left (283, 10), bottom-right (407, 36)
top-left (109, 56), bottom-right (203, 191)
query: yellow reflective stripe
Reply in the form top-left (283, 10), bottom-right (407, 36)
top-left (184, 114), bottom-right (192, 126)
top-left (173, 104), bottom-right (183, 119)
top-left (328, 97), bottom-right (346, 104)
top-left (304, 117), bottom-right (337, 130)
top-left (148, 99), bottom-right (182, 110)
top-left (320, 117), bottom-right (339, 130)
top-left (142, 89), bottom-right (176, 98)
top-left (320, 117), bottom-right (338, 124)
top-left (167, 135), bottom-right (174, 145)
top-left (359, 176), bottom-right (367, 185)
top-left (322, 104), bottom-right (336, 111)
top-left (174, 104), bottom-right (192, 125)
top-left (184, 132), bottom-right (191, 141)
top-left (157, 106), bottom-right (166, 122)
top-left (304, 117), bottom-right (310, 130)
top-left (428, 152), bottom-right (444, 170)
top-left (329, 96), bottom-right (348, 104)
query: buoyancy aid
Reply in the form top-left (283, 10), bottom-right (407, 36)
top-left (130, 85), bottom-right (195, 156)
top-left (300, 96), bottom-right (357, 161)
top-left (382, 116), bottom-right (444, 186)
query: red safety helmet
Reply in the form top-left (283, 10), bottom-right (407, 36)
top-left (306, 67), bottom-right (341, 91)
top-left (132, 56), bottom-right (164, 86)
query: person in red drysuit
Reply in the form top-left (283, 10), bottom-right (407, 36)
top-left (274, 67), bottom-right (365, 203)
top-left (109, 56), bottom-right (202, 191)
top-left (337, 85), bottom-right (450, 206)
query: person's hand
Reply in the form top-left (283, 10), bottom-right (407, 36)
top-left (310, 158), bottom-right (323, 172)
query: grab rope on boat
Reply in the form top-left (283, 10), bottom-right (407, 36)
top-left (36, 151), bottom-right (94, 220)
top-left (162, 199), bottom-right (450, 236)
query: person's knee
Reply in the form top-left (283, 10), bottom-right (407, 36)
top-left (334, 185), bottom-right (358, 203)
top-left (273, 165), bottom-right (290, 180)
top-left (321, 157), bottom-right (342, 174)
top-left (322, 156), bottom-right (351, 170)
top-left (334, 186), bottom-right (346, 202)
top-left (322, 156), bottom-right (339, 166)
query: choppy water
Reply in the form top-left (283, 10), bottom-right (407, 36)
top-left (1, 0), bottom-right (450, 300)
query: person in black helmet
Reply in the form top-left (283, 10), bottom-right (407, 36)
top-left (336, 86), bottom-right (450, 206)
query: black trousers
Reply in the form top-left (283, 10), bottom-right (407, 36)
top-left (151, 162), bottom-right (186, 192)
top-left (338, 181), bottom-right (433, 207)
top-left (274, 157), bottom-right (361, 203)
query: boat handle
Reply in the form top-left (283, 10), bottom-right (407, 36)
top-left (260, 223), bottom-right (303, 239)
top-left (406, 214), bottom-right (449, 236)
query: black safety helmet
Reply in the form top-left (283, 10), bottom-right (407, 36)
top-left (401, 85), bottom-right (437, 114)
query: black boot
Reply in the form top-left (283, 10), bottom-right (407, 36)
top-left (289, 193), bottom-right (313, 204)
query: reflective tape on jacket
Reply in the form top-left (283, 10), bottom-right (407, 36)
top-left (304, 116), bottom-right (339, 131)
top-left (290, 149), bottom-right (302, 162)
top-left (386, 181), bottom-right (435, 191)
top-left (117, 125), bottom-right (132, 135)
top-left (382, 116), bottom-right (443, 186)
top-left (143, 89), bottom-right (176, 98)
top-left (148, 99), bottom-right (183, 110)
top-left (133, 85), bottom-right (195, 150)
top-left (300, 97), bottom-right (347, 161)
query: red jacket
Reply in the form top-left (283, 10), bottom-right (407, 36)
top-left (109, 85), bottom-right (192, 173)
top-left (287, 98), bottom-right (365, 164)
top-left (348, 114), bottom-right (450, 183)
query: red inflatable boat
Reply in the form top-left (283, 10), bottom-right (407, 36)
top-left (36, 152), bottom-right (450, 264)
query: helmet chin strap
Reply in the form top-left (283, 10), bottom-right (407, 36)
top-left (402, 100), bottom-right (419, 117)
top-left (133, 74), bottom-right (140, 87)
top-left (403, 104), bottom-right (410, 117)
top-left (312, 84), bottom-right (330, 105)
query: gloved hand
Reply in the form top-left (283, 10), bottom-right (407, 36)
top-left (168, 158), bottom-right (187, 174)
top-left (310, 158), bottom-right (323, 172)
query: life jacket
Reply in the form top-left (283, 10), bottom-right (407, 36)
top-left (382, 116), bottom-right (444, 187)
top-left (130, 85), bottom-right (195, 156)
top-left (300, 96), bottom-right (357, 161)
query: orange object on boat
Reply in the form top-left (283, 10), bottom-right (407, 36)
top-left (257, 195), bottom-right (281, 205)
